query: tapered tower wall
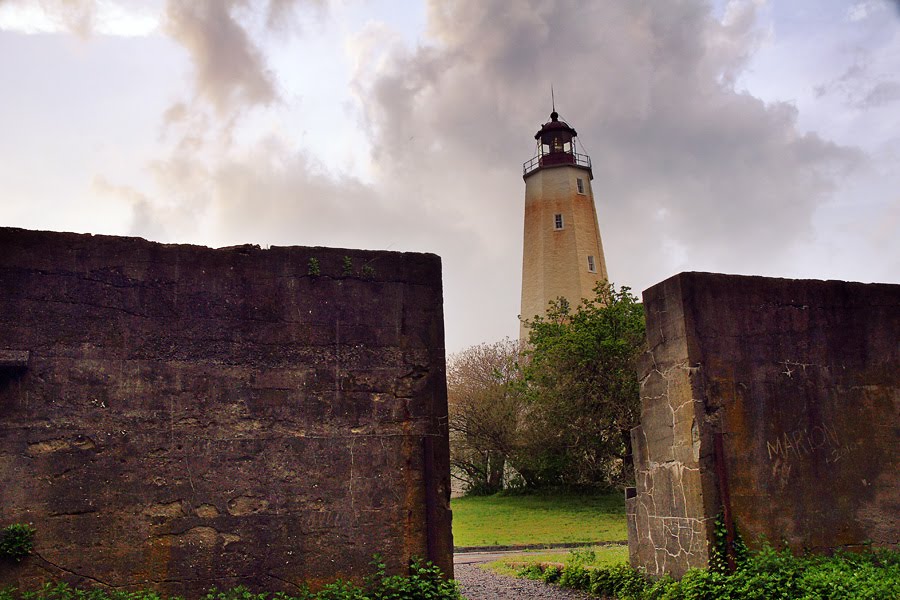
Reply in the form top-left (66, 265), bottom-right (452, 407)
top-left (520, 164), bottom-right (608, 336)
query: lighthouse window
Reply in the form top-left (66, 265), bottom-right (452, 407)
top-left (576, 178), bottom-right (585, 194)
top-left (554, 214), bottom-right (564, 230)
top-left (587, 255), bottom-right (596, 273)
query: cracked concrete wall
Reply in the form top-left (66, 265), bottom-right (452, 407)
top-left (0, 227), bottom-right (452, 596)
top-left (628, 272), bottom-right (899, 578)
top-left (626, 273), bottom-right (710, 578)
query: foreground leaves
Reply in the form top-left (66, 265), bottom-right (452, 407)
top-left (0, 557), bottom-right (462, 600)
top-left (518, 544), bottom-right (900, 599)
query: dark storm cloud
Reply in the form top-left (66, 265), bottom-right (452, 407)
top-left (122, 0), bottom-right (867, 350)
top-left (352, 0), bottom-right (862, 295)
top-left (10, 0), bottom-right (881, 352)
top-left (163, 0), bottom-right (328, 114)
top-left (165, 0), bottom-right (277, 114)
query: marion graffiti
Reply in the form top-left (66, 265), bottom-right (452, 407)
top-left (766, 423), bottom-right (840, 462)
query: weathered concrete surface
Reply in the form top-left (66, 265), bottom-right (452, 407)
top-left (628, 272), bottom-right (899, 578)
top-left (0, 227), bottom-right (452, 595)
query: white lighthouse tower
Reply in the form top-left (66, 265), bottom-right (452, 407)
top-left (519, 109), bottom-right (609, 338)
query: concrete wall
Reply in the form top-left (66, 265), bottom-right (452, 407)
top-left (0, 227), bottom-right (452, 595)
top-left (628, 272), bottom-right (899, 577)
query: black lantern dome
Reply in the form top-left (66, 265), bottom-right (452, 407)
top-left (523, 110), bottom-right (592, 178)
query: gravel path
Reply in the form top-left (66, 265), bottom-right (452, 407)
top-left (454, 563), bottom-right (593, 600)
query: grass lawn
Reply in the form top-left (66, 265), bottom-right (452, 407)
top-left (451, 492), bottom-right (627, 548)
top-left (484, 544), bottom-right (630, 577)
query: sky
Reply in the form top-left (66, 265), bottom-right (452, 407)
top-left (1, 0), bottom-right (898, 354)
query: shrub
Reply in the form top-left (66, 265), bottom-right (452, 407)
top-left (316, 580), bottom-right (367, 600)
top-left (558, 564), bottom-right (590, 590)
top-left (15, 582), bottom-right (171, 600)
top-left (516, 564), bottom-right (544, 580)
top-left (708, 512), bottom-right (749, 574)
top-left (567, 547), bottom-right (596, 566)
top-left (577, 562), bottom-right (646, 598)
top-left (204, 587), bottom-right (312, 600)
top-left (0, 524), bottom-right (35, 562)
top-left (640, 574), bottom-right (675, 600)
top-left (541, 565), bottom-right (561, 584)
top-left (0, 556), bottom-right (462, 600)
top-left (513, 543), bottom-right (900, 600)
top-left (367, 555), bottom-right (461, 600)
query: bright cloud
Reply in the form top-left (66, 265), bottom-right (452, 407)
top-left (0, 0), bottom-right (897, 352)
top-left (0, 0), bottom-right (159, 36)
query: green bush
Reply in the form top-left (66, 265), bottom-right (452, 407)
top-left (0, 524), bottom-right (35, 562)
top-left (316, 580), bottom-right (366, 600)
top-left (566, 547), bottom-right (597, 566)
top-left (515, 544), bottom-right (900, 600)
top-left (541, 565), bottom-right (561, 584)
top-left (586, 563), bottom-right (645, 599)
top-left (204, 587), bottom-right (312, 600)
top-left (15, 582), bottom-right (171, 600)
top-left (0, 557), bottom-right (461, 600)
top-left (516, 564), bottom-right (544, 580)
top-left (708, 512), bottom-right (749, 574)
top-left (558, 563), bottom-right (590, 590)
top-left (366, 555), bottom-right (461, 600)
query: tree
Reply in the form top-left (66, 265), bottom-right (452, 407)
top-left (446, 284), bottom-right (645, 494)
top-left (446, 338), bottom-right (523, 495)
top-left (518, 283), bottom-right (646, 488)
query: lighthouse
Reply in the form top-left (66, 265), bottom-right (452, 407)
top-left (519, 109), bottom-right (609, 338)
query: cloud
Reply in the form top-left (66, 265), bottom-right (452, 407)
top-left (0, 0), bottom-right (158, 36)
top-left (860, 80), bottom-right (900, 108)
top-left (848, 1), bottom-right (879, 21)
top-left (0, 0), bottom-right (95, 36)
top-left (264, 0), bottom-right (325, 33)
top-left (93, 176), bottom-right (175, 244)
top-left (164, 0), bottom-right (278, 115)
top-left (848, 0), bottom-right (900, 21)
top-left (349, 0), bottom-right (861, 293)
top-left (3, 0), bottom-right (887, 353)
top-left (131, 135), bottom-right (448, 250)
top-left (127, 0), bottom-right (867, 350)
top-left (815, 58), bottom-right (900, 110)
